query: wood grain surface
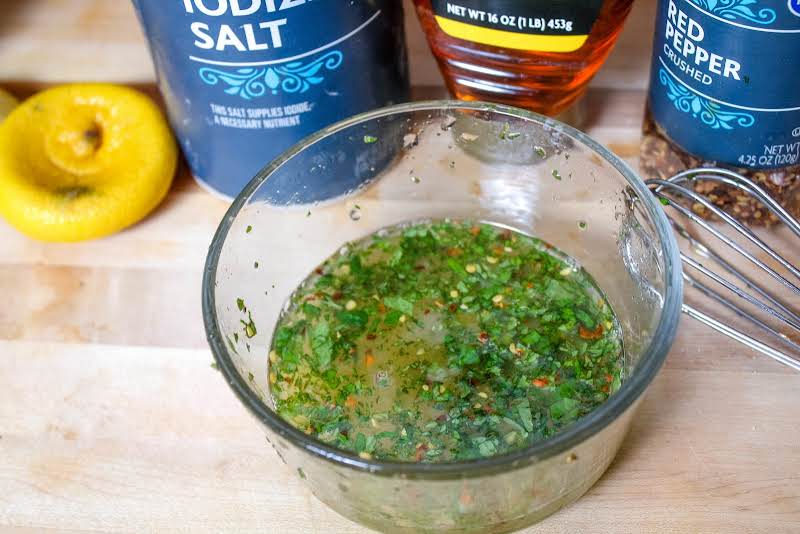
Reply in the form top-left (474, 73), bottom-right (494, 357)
top-left (1, 1), bottom-right (799, 533)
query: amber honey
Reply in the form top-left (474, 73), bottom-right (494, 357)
top-left (413, 0), bottom-right (633, 116)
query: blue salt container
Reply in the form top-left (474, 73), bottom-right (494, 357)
top-left (132, 0), bottom-right (410, 199)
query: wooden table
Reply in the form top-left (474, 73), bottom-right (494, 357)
top-left (1, 2), bottom-right (798, 532)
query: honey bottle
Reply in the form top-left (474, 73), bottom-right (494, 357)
top-left (413, 0), bottom-right (634, 116)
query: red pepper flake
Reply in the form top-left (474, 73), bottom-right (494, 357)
top-left (378, 302), bottom-right (386, 313)
top-left (459, 491), bottom-right (474, 506)
top-left (483, 404), bottom-right (495, 415)
top-left (414, 443), bottom-right (429, 461)
top-left (469, 226), bottom-right (481, 236)
top-left (447, 247), bottom-right (463, 257)
top-left (314, 267), bottom-right (324, 275)
top-left (532, 377), bottom-right (549, 388)
top-left (605, 373), bottom-right (613, 383)
top-left (478, 332), bottom-right (489, 344)
top-left (492, 245), bottom-right (504, 255)
top-left (435, 414), bottom-right (448, 423)
top-left (424, 309), bottom-right (431, 315)
top-left (365, 352), bottom-right (376, 366)
top-left (525, 282), bottom-right (533, 289)
top-left (344, 396), bottom-right (357, 409)
top-left (448, 303), bottom-right (457, 313)
top-left (499, 229), bottom-right (512, 241)
top-left (414, 264), bottom-right (426, 271)
top-left (366, 333), bottom-right (377, 341)
top-left (332, 291), bottom-right (343, 301)
top-left (601, 385), bottom-right (610, 393)
top-left (578, 324), bottom-right (604, 340)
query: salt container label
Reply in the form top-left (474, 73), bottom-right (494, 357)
top-left (647, 0), bottom-right (800, 169)
top-left (132, 0), bottom-right (408, 198)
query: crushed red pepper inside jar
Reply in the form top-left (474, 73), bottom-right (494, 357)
top-left (641, 111), bottom-right (800, 226)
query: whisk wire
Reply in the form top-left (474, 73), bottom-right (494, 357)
top-left (649, 181), bottom-right (800, 295)
top-left (682, 303), bottom-right (800, 371)
top-left (668, 168), bottom-right (800, 236)
top-left (646, 168), bottom-right (800, 371)
top-left (682, 271), bottom-right (800, 355)
top-left (670, 219), bottom-right (800, 326)
top-left (680, 254), bottom-right (800, 332)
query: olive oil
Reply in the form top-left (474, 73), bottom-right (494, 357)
top-left (269, 220), bottom-right (624, 462)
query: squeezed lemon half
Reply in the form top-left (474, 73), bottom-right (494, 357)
top-left (0, 84), bottom-right (177, 242)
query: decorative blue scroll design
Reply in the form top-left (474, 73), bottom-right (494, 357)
top-left (686, 0), bottom-right (776, 24)
top-left (658, 69), bottom-right (755, 130)
top-left (199, 50), bottom-right (344, 100)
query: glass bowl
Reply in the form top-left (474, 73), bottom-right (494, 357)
top-left (202, 101), bottom-right (682, 533)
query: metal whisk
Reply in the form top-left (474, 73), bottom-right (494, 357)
top-left (646, 168), bottom-right (800, 371)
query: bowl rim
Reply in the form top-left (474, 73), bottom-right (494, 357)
top-left (202, 100), bottom-right (683, 478)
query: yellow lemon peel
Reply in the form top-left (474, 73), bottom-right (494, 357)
top-left (0, 88), bottom-right (18, 123)
top-left (0, 84), bottom-right (177, 242)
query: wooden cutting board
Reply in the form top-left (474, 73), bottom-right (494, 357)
top-left (1, 1), bottom-right (798, 533)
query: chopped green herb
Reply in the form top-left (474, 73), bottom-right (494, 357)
top-left (236, 298), bottom-right (245, 312)
top-left (363, 135), bottom-right (378, 144)
top-left (579, 221), bottom-right (587, 229)
top-left (552, 169), bottom-right (562, 180)
top-left (310, 319), bottom-right (333, 368)
top-left (499, 122), bottom-right (521, 140)
top-left (499, 123), bottom-right (510, 139)
top-left (534, 146), bottom-right (547, 158)
top-left (246, 225), bottom-right (252, 233)
top-left (500, 123), bottom-right (522, 140)
top-left (550, 397), bottom-right (581, 422)
top-left (517, 401), bottom-right (534, 432)
top-left (475, 437), bottom-right (498, 457)
top-left (574, 308), bottom-right (596, 328)
top-left (383, 296), bottom-right (414, 315)
top-left (659, 197), bottom-right (670, 206)
top-left (242, 312), bottom-right (257, 338)
top-left (269, 220), bottom-right (623, 462)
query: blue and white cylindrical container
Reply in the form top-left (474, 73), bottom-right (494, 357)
top-left (647, 0), bottom-right (800, 170)
top-left (132, 0), bottom-right (410, 199)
